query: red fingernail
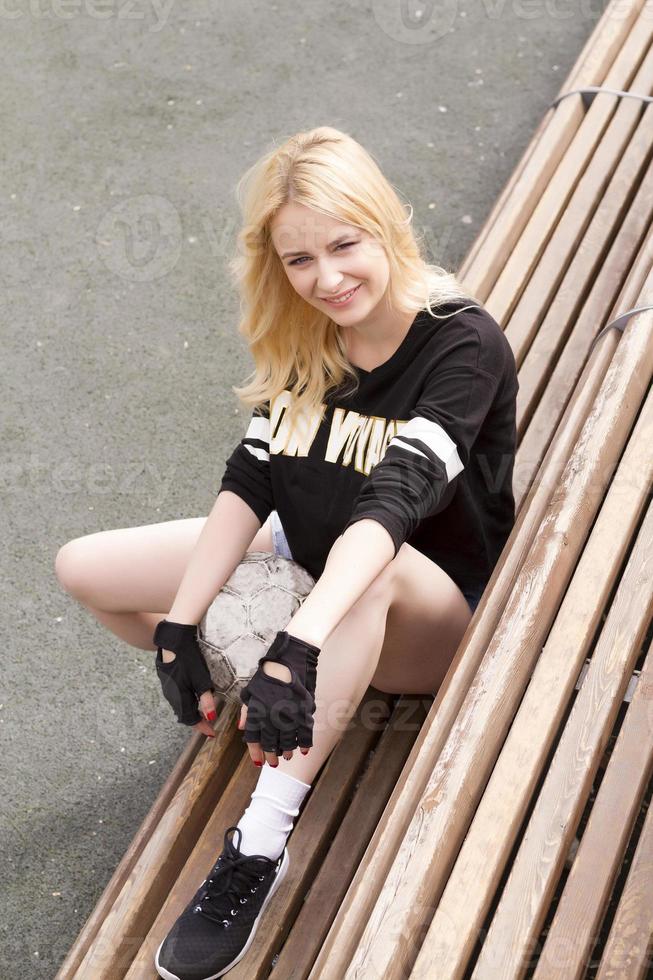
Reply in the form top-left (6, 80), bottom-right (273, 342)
top-left (206, 710), bottom-right (217, 722)
top-left (270, 762), bottom-right (278, 768)
top-left (300, 749), bottom-right (309, 755)
top-left (254, 761), bottom-right (262, 767)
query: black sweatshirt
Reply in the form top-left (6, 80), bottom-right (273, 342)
top-left (218, 299), bottom-right (519, 591)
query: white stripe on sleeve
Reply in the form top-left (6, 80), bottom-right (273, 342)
top-left (243, 415), bottom-right (270, 462)
top-left (389, 416), bottom-right (464, 482)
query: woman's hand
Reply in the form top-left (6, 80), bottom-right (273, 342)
top-left (238, 631), bottom-right (320, 767)
top-left (238, 661), bottom-right (310, 764)
top-left (160, 646), bottom-right (217, 738)
top-left (153, 620), bottom-right (218, 734)
top-left (194, 691), bottom-right (218, 738)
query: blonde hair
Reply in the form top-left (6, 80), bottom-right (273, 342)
top-left (228, 125), bottom-right (480, 431)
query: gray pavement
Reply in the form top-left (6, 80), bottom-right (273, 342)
top-left (1, 0), bottom-right (610, 975)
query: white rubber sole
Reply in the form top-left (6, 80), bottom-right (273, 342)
top-left (154, 848), bottom-right (289, 980)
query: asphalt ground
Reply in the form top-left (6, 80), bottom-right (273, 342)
top-left (1, 0), bottom-right (611, 975)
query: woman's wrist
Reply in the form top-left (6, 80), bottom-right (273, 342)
top-left (283, 620), bottom-right (326, 649)
top-left (154, 618), bottom-right (197, 663)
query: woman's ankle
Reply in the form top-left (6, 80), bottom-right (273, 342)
top-left (235, 764), bottom-right (312, 859)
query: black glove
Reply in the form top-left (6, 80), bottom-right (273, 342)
top-left (240, 630), bottom-right (321, 755)
top-left (153, 619), bottom-right (215, 726)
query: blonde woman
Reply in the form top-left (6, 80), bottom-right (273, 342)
top-left (55, 126), bottom-right (518, 979)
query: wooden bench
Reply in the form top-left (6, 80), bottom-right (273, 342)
top-left (57, 2), bottom-right (653, 976)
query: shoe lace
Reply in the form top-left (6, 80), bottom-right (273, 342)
top-left (194, 831), bottom-right (274, 929)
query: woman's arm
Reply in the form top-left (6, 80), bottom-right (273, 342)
top-left (284, 518), bottom-right (395, 648)
top-left (155, 491), bottom-right (261, 734)
top-left (166, 490), bottom-right (262, 627)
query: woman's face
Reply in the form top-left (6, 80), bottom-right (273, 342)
top-left (270, 201), bottom-right (391, 324)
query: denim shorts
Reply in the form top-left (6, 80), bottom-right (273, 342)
top-left (269, 510), bottom-right (485, 616)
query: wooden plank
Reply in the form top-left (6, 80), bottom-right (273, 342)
top-left (72, 701), bottom-right (244, 979)
top-left (459, 0), bottom-right (647, 300)
top-left (273, 696), bottom-right (429, 979)
top-left (55, 730), bottom-right (204, 979)
top-left (534, 645), bottom-right (653, 979)
top-left (595, 790), bottom-right (653, 979)
top-left (515, 121), bottom-right (653, 442)
top-left (505, 48), bottom-right (653, 370)
top-left (405, 385), bottom-right (653, 980)
top-left (468, 507), bottom-right (653, 979)
top-left (484, 13), bottom-right (652, 331)
top-left (516, 203), bottom-right (653, 506)
top-left (311, 302), bottom-right (653, 979)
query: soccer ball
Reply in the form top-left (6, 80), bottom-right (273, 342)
top-left (197, 551), bottom-right (316, 705)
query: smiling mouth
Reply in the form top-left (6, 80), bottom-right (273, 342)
top-left (320, 284), bottom-right (361, 305)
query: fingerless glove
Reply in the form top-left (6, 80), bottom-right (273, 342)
top-left (153, 619), bottom-right (215, 726)
top-left (240, 630), bottom-right (321, 755)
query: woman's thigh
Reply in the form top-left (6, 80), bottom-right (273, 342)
top-left (55, 513), bottom-right (274, 613)
top-left (266, 511), bottom-right (473, 696)
top-left (371, 542), bottom-right (474, 696)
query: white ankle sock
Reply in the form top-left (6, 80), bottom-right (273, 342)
top-left (235, 765), bottom-right (312, 860)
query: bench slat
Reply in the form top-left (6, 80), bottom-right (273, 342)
top-left (516, 143), bottom-right (653, 458)
top-left (534, 644), bottom-right (653, 978)
top-left (513, 69), bottom-right (653, 432)
top-left (513, 235), bottom-right (653, 514)
top-left (486, 12), bottom-right (652, 331)
top-left (595, 787), bottom-right (653, 979)
top-left (404, 384), bottom-right (653, 979)
top-left (469, 506), bottom-right (653, 978)
top-left (502, 49), bottom-right (653, 368)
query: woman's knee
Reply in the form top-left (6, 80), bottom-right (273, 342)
top-left (54, 537), bottom-right (96, 599)
top-left (55, 517), bottom-right (208, 612)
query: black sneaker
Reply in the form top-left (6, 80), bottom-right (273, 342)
top-left (155, 826), bottom-right (289, 980)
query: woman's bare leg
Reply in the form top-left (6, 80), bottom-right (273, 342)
top-left (54, 516), bottom-right (274, 649)
top-left (262, 541), bottom-right (473, 782)
top-left (56, 519), bottom-right (472, 783)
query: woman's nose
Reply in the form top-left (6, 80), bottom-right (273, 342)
top-left (316, 259), bottom-right (344, 292)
